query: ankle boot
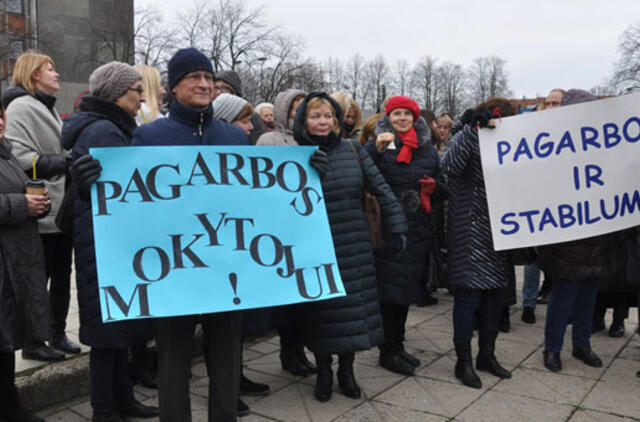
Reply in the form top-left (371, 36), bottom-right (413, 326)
top-left (476, 331), bottom-right (511, 379)
top-left (297, 347), bottom-right (317, 373)
top-left (280, 347), bottom-right (311, 376)
top-left (337, 353), bottom-right (361, 399)
top-left (454, 341), bottom-right (482, 389)
top-left (314, 353), bottom-right (333, 402)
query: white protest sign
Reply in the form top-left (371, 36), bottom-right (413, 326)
top-left (479, 93), bottom-right (640, 251)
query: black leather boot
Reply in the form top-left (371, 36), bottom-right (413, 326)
top-left (314, 353), bottom-right (333, 402)
top-left (454, 341), bottom-right (482, 389)
top-left (129, 345), bottom-right (157, 389)
top-left (476, 331), bottom-right (511, 379)
top-left (240, 372), bottom-right (270, 396)
top-left (280, 347), bottom-right (311, 376)
top-left (297, 347), bottom-right (317, 373)
top-left (337, 353), bottom-right (361, 399)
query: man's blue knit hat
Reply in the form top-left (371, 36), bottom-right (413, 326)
top-left (168, 48), bottom-right (213, 89)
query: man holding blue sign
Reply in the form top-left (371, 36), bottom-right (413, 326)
top-left (131, 47), bottom-right (247, 422)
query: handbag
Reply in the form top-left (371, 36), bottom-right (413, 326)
top-left (346, 140), bottom-right (390, 249)
top-left (55, 175), bottom-right (74, 237)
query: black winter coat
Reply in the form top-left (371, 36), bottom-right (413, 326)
top-left (441, 124), bottom-right (513, 290)
top-left (364, 115), bottom-right (445, 305)
top-left (0, 141), bottom-right (49, 351)
top-left (537, 231), bottom-right (625, 282)
top-left (62, 96), bottom-right (152, 348)
top-left (293, 92), bottom-right (408, 354)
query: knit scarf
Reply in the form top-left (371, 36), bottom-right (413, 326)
top-left (396, 126), bottom-right (418, 164)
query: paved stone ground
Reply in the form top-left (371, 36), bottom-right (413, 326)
top-left (22, 269), bottom-right (640, 421)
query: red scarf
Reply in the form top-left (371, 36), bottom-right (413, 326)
top-left (396, 126), bottom-right (418, 164)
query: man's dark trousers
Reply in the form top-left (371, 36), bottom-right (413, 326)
top-left (155, 312), bottom-right (242, 421)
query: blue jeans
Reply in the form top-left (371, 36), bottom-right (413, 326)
top-left (453, 288), bottom-right (505, 343)
top-left (544, 277), bottom-right (599, 352)
top-left (522, 263), bottom-right (541, 309)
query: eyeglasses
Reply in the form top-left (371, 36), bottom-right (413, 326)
top-left (185, 72), bottom-right (214, 83)
top-left (214, 84), bottom-right (234, 93)
top-left (128, 86), bottom-right (144, 95)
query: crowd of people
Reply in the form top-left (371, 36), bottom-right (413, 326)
top-left (0, 46), bottom-right (638, 422)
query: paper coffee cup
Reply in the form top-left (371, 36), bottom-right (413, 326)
top-left (25, 179), bottom-right (45, 195)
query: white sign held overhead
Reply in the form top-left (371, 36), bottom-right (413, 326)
top-left (479, 93), bottom-right (640, 251)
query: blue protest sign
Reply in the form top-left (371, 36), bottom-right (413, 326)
top-left (89, 146), bottom-right (345, 322)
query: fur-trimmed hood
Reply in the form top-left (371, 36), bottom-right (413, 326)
top-left (374, 114), bottom-right (432, 148)
top-left (273, 88), bottom-right (305, 132)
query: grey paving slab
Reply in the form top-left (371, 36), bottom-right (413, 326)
top-left (618, 336), bottom-right (640, 361)
top-left (248, 384), bottom-right (311, 422)
top-left (412, 327), bottom-right (455, 355)
top-left (249, 339), bottom-right (282, 355)
top-left (456, 390), bottom-right (574, 422)
top-left (600, 357), bottom-right (640, 385)
top-left (568, 409), bottom-right (634, 422)
top-left (375, 376), bottom-right (484, 418)
top-left (332, 401), bottom-right (385, 422)
top-left (245, 351), bottom-right (301, 381)
top-left (38, 409), bottom-right (87, 421)
top-left (415, 314), bottom-right (454, 334)
top-left (493, 338), bottom-right (541, 366)
top-left (372, 401), bottom-right (448, 421)
top-left (492, 367), bottom-right (596, 406)
top-left (582, 378), bottom-right (640, 418)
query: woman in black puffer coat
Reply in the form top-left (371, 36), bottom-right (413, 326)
top-left (62, 62), bottom-right (157, 422)
top-left (363, 96), bottom-right (446, 376)
top-left (294, 92), bottom-right (407, 403)
top-left (441, 98), bottom-right (516, 389)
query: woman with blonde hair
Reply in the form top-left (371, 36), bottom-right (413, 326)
top-left (134, 65), bottom-right (166, 125)
top-left (435, 112), bottom-right (454, 154)
top-left (294, 92), bottom-right (407, 402)
top-left (2, 49), bottom-right (77, 362)
top-left (330, 91), bottom-right (362, 139)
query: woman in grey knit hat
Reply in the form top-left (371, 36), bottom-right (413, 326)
top-left (212, 93), bottom-right (254, 135)
top-left (61, 61), bottom-right (158, 422)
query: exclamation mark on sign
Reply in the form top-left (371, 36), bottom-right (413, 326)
top-left (229, 273), bottom-right (241, 305)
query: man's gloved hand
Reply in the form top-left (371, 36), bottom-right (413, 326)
top-left (390, 233), bottom-right (407, 257)
top-left (70, 154), bottom-right (102, 200)
top-left (309, 149), bottom-right (328, 179)
top-left (35, 153), bottom-right (71, 179)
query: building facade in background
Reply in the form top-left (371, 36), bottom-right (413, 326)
top-left (1, 0), bottom-right (134, 116)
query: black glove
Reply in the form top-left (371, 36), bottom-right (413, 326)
top-left (309, 149), bottom-right (328, 179)
top-left (460, 109), bottom-right (475, 125)
top-left (390, 233), bottom-right (407, 257)
top-left (34, 153), bottom-right (71, 179)
top-left (70, 154), bottom-right (102, 200)
top-left (470, 110), bottom-right (493, 129)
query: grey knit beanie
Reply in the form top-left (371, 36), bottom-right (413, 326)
top-left (212, 93), bottom-right (248, 123)
top-left (214, 70), bottom-right (243, 97)
top-left (89, 61), bottom-right (142, 102)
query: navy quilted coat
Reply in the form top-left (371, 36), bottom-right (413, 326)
top-left (441, 124), bottom-right (512, 290)
top-left (294, 92), bottom-right (408, 354)
top-left (62, 96), bottom-right (152, 348)
top-left (364, 115), bottom-right (445, 305)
